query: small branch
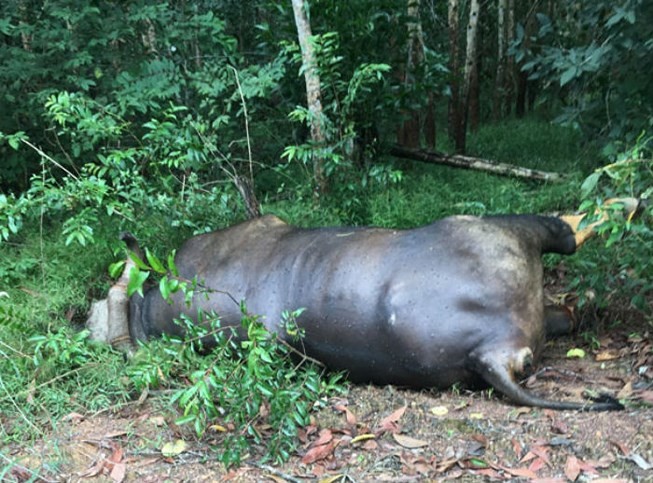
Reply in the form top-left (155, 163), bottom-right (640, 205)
top-left (390, 144), bottom-right (566, 182)
top-left (229, 66), bottom-right (254, 184)
top-left (21, 138), bottom-right (79, 180)
top-left (250, 462), bottom-right (306, 483)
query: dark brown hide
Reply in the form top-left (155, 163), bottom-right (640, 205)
top-left (124, 214), bottom-right (623, 410)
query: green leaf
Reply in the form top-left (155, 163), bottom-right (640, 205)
top-left (566, 348), bottom-right (586, 359)
top-left (160, 277), bottom-right (171, 301)
top-left (127, 266), bottom-right (150, 297)
top-left (146, 248), bottom-right (166, 274)
top-left (160, 439), bottom-right (188, 457)
top-left (129, 251), bottom-right (149, 270)
top-left (560, 66), bottom-right (578, 86)
top-left (167, 250), bottom-right (178, 276)
top-left (580, 172), bottom-right (602, 197)
top-left (109, 260), bottom-right (126, 278)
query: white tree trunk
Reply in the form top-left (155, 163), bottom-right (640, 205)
top-left (291, 0), bottom-right (327, 194)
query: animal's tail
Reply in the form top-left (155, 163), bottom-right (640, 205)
top-left (472, 346), bottom-right (624, 411)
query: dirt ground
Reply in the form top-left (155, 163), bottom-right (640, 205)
top-left (3, 307), bottom-right (653, 482)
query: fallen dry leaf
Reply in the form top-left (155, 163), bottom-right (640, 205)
top-left (109, 443), bottom-right (123, 463)
top-left (301, 440), bottom-right (337, 465)
top-left (377, 405), bottom-right (406, 434)
top-left (595, 349), bottom-right (620, 361)
top-left (392, 433), bottom-right (428, 449)
top-left (311, 429), bottom-right (334, 447)
top-left (361, 439), bottom-right (378, 451)
top-left (633, 390), bottom-right (653, 404)
top-left (62, 412), bottom-right (85, 424)
top-left (149, 415), bottom-right (166, 427)
top-left (564, 455), bottom-right (581, 481)
top-left (333, 404), bottom-right (357, 426)
top-left (529, 457), bottom-right (546, 472)
top-left (511, 438), bottom-right (523, 457)
top-left (499, 465), bottom-right (538, 479)
top-left (610, 439), bottom-right (630, 456)
top-left (475, 468), bottom-right (502, 478)
top-left (77, 460), bottom-right (106, 479)
top-left (109, 462), bottom-right (126, 483)
top-left (529, 446), bottom-right (551, 467)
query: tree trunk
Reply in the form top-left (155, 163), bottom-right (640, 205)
top-left (389, 145), bottom-right (565, 182)
top-left (447, 0), bottom-right (461, 142)
top-left (469, 38), bottom-right (480, 132)
top-left (397, 0), bottom-right (426, 149)
top-left (516, 2), bottom-right (538, 117)
top-left (493, 0), bottom-right (507, 120)
top-left (291, 0), bottom-right (327, 195)
top-left (424, 92), bottom-right (436, 149)
top-left (504, 0), bottom-right (515, 116)
top-left (455, 0), bottom-right (480, 153)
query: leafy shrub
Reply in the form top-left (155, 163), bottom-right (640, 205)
top-left (568, 135), bottom-right (653, 317)
top-left (121, 247), bottom-right (345, 466)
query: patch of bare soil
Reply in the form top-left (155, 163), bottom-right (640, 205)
top-left (3, 325), bottom-right (652, 482)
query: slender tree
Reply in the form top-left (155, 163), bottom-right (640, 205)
top-left (516, 1), bottom-right (539, 117)
top-left (397, 0), bottom-right (426, 149)
top-left (493, 0), bottom-right (507, 120)
top-left (447, 0), bottom-right (461, 142)
top-left (455, 0), bottom-right (480, 152)
top-left (291, 0), bottom-right (327, 195)
top-left (504, 0), bottom-right (515, 116)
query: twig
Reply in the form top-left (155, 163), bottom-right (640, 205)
top-left (251, 462), bottom-right (306, 483)
top-left (229, 65), bottom-right (254, 184)
top-left (21, 138), bottom-right (78, 180)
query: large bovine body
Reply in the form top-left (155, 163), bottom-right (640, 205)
top-left (123, 214), bottom-right (622, 410)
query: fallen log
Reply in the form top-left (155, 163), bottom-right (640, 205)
top-left (390, 145), bottom-right (566, 182)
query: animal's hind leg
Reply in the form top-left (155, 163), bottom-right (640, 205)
top-left (559, 198), bottom-right (640, 248)
top-left (544, 304), bottom-right (575, 338)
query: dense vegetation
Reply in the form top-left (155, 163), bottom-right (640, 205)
top-left (1, 0), bottom-right (651, 470)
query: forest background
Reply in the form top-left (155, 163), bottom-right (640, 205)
top-left (0, 0), bottom-right (652, 477)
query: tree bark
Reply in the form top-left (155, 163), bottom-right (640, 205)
top-left (397, 0), bottom-right (426, 149)
top-left (516, 1), bottom-right (539, 117)
top-left (493, 0), bottom-right (507, 120)
top-left (424, 92), bottom-right (436, 149)
top-left (504, 0), bottom-right (515, 116)
top-left (447, 0), bottom-right (461, 142)
top-left (469, 39), bottom-right (480, 132)
top-left (455, 0), bottom-right (480, 153)
top-left (291, 0), bottom-right (327, 195)
top-left (389, 145), bottom-right (565, 182)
